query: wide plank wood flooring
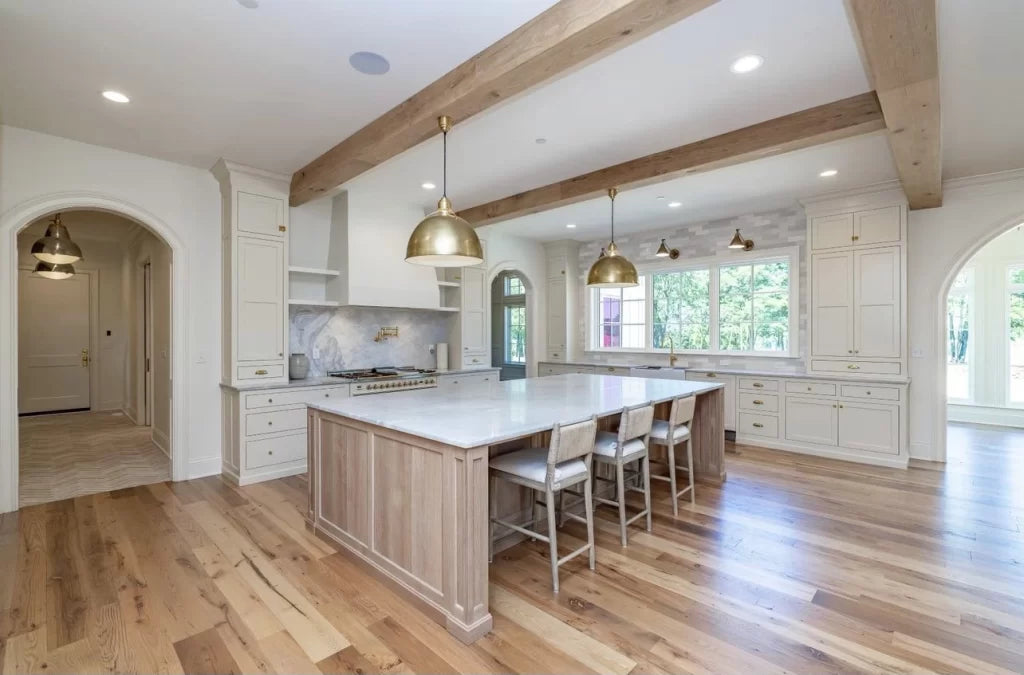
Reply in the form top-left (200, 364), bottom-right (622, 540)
top-left (19, 411), bottom-right (170, 507)
top-left (2, 422), bottom-right (1023, 674)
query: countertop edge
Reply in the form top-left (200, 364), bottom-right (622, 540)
top-left (221, 367), bottom-right (500, 392)
top-left (538, 360), bottom-right (910, 385)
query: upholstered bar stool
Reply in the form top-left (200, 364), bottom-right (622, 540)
top-left (648, 395), bottom-right (696, 516)
top-left (591, 401), bottom-right (655, 547)
top-left (488, 416), bottom-right (598, 593)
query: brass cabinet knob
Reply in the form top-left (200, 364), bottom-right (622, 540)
top-left (269, 450), bottom-right (274, 455)
top-left (268, 421), bottom-right (273, 426)
top-left (752, 422), bottom-right (764, 428)
top-left (753, 382), bottom-right (764, 388)
top-left (255, 369), bottom-right (268, 375)
top-left (268, 398), bottom-right (273, 403)
top-left (753, 400), bottom-right (764, 405)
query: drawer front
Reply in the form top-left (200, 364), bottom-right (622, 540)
top-left (840, 384), bottom-right (900, 401)
top-left (246, 408), bottom-right (307, 436)
top-left (785, 381), bottom-right (837, 396)
top-left (738, 392), bottom-right (779, 413)
top-left (540, 365), bottom-right (559, 377)
top-left (452, 372), bottom-right (495, 387)
top-left (738, 377), bottom-right (779, 392)
top-left (246, 433), bottom-right (306, 470)
top-left (810, 360), bottom-right (901, 376)
top-left (244, 385), bottom-right (349, 410)
top-left (237, 364), bottom-right (284, 380)
top-left (463, 354), bottom-right (488, 368)
top-left (596, 365), bottom-right (630, 376)
top-left (546, 350), bottom-right (565, 362)
top-left (738, 412), bottom-right (779, 439)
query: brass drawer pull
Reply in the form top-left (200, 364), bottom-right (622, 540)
top-left (752, 422), bottom-right (764, 428)
top-left (706, 372), bottom-right (716, 378)
top-left (753, 400), bottom-right (764, 405)
top-left (847, 364), bottom-right (860, 370)
top-left (255, 369), bottom-right (268, 375)
top-left (752, 382), bottom-right (764, 388)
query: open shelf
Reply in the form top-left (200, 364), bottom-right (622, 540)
top-left (437, 306), bottom-right (460, 312)
top-left (437, 280), bottom-right (460, 287)
top-left (289, 266), bottom-right (340, 277)
top-left (288, 299), bottom-right (340, 307)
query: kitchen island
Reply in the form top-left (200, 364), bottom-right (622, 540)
top-left (305, 374), bottom-right (724, 643)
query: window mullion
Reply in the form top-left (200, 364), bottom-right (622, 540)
top-left (710, 263), bottom-right (720, 352)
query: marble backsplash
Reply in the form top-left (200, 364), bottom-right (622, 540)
top-left (289, 305), bottom-right (454, 376)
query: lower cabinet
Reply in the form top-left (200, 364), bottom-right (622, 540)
top-left (837, 400), bottom-right (899, 455)
top-left (438, 370), bottom-right (497, 391)
top-left (784, 397), bottom-right (838, 445)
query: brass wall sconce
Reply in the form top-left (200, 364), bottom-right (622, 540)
top-left (655, 238), bottom-right (679, 259)
top-left (728, 229), bottom-right (754, 251)
top-left (374, 326), bottom-right (400, 342)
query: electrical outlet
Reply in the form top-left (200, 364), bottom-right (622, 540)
top-left (911, 348), bottom-right (924, 358)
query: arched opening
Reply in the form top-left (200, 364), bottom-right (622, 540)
top-left (1, 193), bottom-right (190, 513)
top-left (491, 270), bottom-right (529, 380)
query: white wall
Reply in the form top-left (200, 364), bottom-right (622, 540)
top-left (907, 169), bottom-right (1024, 460)
top-left (0, 124), bottom-right (224, 512)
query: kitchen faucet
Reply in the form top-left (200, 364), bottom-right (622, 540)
top-left (667, 336), bottom-right (678, 367)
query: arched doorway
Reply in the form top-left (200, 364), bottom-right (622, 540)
top-left (491, 270), bottom-right (528, 380)
top-left (1, 193), bottom-right (191, 513)
top-left (487, 263), bottom-right (538, 379)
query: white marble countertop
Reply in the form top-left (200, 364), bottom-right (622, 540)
top-left (309, 373), bottom-right (722, 448)
top-left (221, 367), bottom-right (500, 392)
top-left (537, 359), bottom-right (908, 385)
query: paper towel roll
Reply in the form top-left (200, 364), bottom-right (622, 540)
top-left (435, 342), bottom-right (449, 371)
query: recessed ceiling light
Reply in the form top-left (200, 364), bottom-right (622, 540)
top-left (819, 169), bottom-right (839, 177)
top-left (729, 54), bottom-right (764, 74)
top-left (349, 51), bottom-right (390, 76)
top-left (535, 138), bottom-right (547, 145)
top-left (101, 90), bottom-right (130, 104)
top-left (236, 0), bottom-right (259, 7)
top-left (421, 182), bottom-right (436, 190)
top-left (656, 196), bottom-right (666, 201)
top-left (668, 201), bottom-right (682, 208)
top-left (566, 223), bottom-right (576, 229)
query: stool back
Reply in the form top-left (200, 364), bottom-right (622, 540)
top-left (547, 415), bottom-right (599, 484)
top-left (617, 401), bottom-right (655, 450)
top-left (670, 395), bottom-right (696, 427)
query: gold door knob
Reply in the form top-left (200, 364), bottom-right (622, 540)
top-left (81, 348), bottom-right (90, 367)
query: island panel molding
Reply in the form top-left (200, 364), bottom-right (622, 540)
top-left (460, 92), bottom-right (885, 226)
top-left (289, 0), bottom-right (719, 206)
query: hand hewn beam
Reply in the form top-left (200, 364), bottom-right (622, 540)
top-left (845, 0), bottom-right (941, 209)
top-left (289, 0), bottom-right (718, 206)
top-left (460, 92), bottom-right (886, 227)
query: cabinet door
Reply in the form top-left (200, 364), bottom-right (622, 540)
top-left (854, 247), bottom-right (900, 358)
top-left (811, 213), bottom-right (854, 250)
top-left (853, 206), bottom-right (901, 246)
top-left (838, 401), bottom-right (898, 455)
top-left (546, 255), bottom-right (567, 280)
top-left (784, 397), bottom-right (838, 446)
top-left (811, 252), bottom-right (853, 357)
top-left (237, 191), bottom-right (286, 238)
top-left (546, 279), bottom-right (567, 350)
top-left (237, 237), bottom-right (284, 362)
top-left (461, 267), bottom-right (487, 354)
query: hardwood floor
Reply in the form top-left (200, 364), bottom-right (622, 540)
top-left (19, 411), bottom-right (170, 508)
top-left (2, 422), bottom-right (1023, 674)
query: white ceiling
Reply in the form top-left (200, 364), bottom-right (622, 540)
top-left (0, 0), bottom-right (558, 172)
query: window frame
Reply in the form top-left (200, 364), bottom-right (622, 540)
top-left (1006, 264), bottom-right (1024, 407)
top-left (946, 267), bottom-right (974, 404)
top-left (591, 279), bottom-right (648, 351)
top-left (586, 246), bottom-right (800, 358)
top-left (503, 304), bottom-right (526, 365)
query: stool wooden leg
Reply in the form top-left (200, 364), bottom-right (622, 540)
top-left (666, 438), bottom-right (679, 517)
top-left (583, 475), bottom-right (596, 570)
top-left (686, 437), bottom-right (695, 505)
top-left (616, 462), bottom-right (628, 547)
top-left (642, 454), bottom-right (652, 532)
top-left (546, 488), bottom-right (559, 592)
top-left (488, 474), bottom-right (496, 563)
top-left (557, 489), bottom-right (565, 527)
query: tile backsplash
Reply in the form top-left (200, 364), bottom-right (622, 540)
top-left (289, 305), bottom-right (454, 376)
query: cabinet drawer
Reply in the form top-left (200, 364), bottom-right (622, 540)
top-left (738, 392), bottom-right (779, 413)
top-left (785, 381), bottom-right (837, 396)
top-left (463, 354), bottom-right (488, 368)
top-left (840, 384), bottom-right (899, 401)
top-left (597, 365), bottom-right (630, 376)
top-left (237, 364), bottom-right (284, 380)
top-left (246, 433), bottom-right (306, 469)
top-left (449, 372), bottom-right (495, 387)
top-left (244, 385), bottom-right (349, 410)
top-left (738, 412), bottom-right (779, 439)
top-left (738, 377), bottom-right (778, 392)
top-left (810, 360), bottom-right (901, 376)
top-left (546, 350), bottom-right (565, 361)
top-left (246, 408), bottom-right (307, 436)
top-left (540, 365), bottom-right (559, 377)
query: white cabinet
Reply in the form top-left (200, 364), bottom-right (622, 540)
top-left (853, 247), bottom-right (900, 358)
top-left (837, 400), bottom-right (898, 455)
top-left (810, 206), bottom-right (900, 250)
top-left (784, 397), bottom-right (838, 446)
top-left (546, 278), bottom-right (567, 360)
top-left (811, 251), bottom-right (853, 357)
top-left (543, 242), bottom-right (580, 366)
top-left (810, 213), bottom-right (854, 250)
top-left (438, 370), bottom-right (497, 391)
top-left (686, 371), bottom-right (735, 431)
top-left (447, 255), bottom-right (490, 370)
top-left (213, 160), bottom-right (291, 386)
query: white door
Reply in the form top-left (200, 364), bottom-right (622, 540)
top-left (838, 401), bottom-right (898, 455)
top-left (853, 206), bottom-right (901, 247)
top-left (18, 269), bottom-right (91, 414)
top-left (853, 247), bottom-right (900, 358)
top-left (784, 397), bottom-right (838, 446)
top-left (461, 267), bottom-right (487, 354)
top-left (237, 237), bottom-right (285, 362)
top-left (811, 252), bottom-right (853, 357)
top-left (811, 213), bottom-right (853, 250)
top-left (144, 261), bottom-right (153, 426)
top-left (237, 191), bottom-right (286, 239)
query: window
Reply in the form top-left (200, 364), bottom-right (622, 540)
top-left (652, 269), bottom-right (710, 350)
top-left (946, 268), bottom-right (973, 401)
top-left (589, 250), bottom-right (796, 355)
top-left (504, 305), bottom-right (526, 364)
top-left (504, 275), bottom-right (524, 297)
top-left (596, 280), bottom-right (646, 349)
top-left (719, 261), bottom-right (789, 353)
top-left (1009, 266), bottom-right (1024, 404)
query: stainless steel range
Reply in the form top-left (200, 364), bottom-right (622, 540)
top-left (328, 367), bottom-right (438, 396)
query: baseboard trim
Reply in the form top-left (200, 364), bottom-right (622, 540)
top-left (735, 435), bottom-right (908, 468)
top-left (187, 455), bottom-right (221, 481)
top-left (122, 407), bottom-right (139, 425)
top-left (152, 427), bottom-right (171, 458)
top-left (948, 404), bottom-right (1024, 429)
top-left (222, 461), bottom-right (307, 486)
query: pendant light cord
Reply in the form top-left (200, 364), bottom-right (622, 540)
top-left (442, 130), bottom-right (448, 198)
top-left (610, 192), bottom-right (616, 244)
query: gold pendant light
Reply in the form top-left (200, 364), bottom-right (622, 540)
top-left (31, 213), bottom-right (83, 265)
top-left (33, 261), bottom-right (75, 280)
top-left (405, 116), bottom-right (484, 267)
top-left (587, 188), bottom-right (638, 288)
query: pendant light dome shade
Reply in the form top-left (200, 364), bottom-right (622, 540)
top-left (587, 188), bottom-right (638, 288)
top-left (405, 116), bottom-right (483, 267)
top-left (33, 261), bottom-right (75, 280)
top-left (31, 213), bottom-right (83, 265)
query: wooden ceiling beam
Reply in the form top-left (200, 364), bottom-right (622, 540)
top-left (459, 92), bottom-right (886, 227)
top-left (289, 0), bottom-right (719, 206)
top-left (845, 0), bottom-right (941, 209)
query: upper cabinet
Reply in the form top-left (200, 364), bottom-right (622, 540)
top-left (446, 242), bottom-right (491, 370)
top-left (212, 160), bottom-right (291, 386)
top-left (543, 241), bottom-right (581, 364)
top-left (804, 192), bottom-right (906, 379)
